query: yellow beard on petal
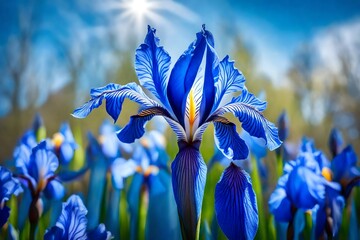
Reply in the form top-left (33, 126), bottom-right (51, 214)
top-left (188, 89), bottom-right (196, 136)
top-left (52, 133), bottom-right (64, 149)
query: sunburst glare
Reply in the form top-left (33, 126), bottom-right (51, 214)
top-left (101, 0), bottom-right (200, 41)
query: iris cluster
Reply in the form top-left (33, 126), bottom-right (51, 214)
top-left (1, 25), bottom-right (359, 240)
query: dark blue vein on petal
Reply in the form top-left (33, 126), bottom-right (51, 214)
top-left (171, 145), bottom-right (207, 240)
top-left (213, 116), bottom-right (249, 160)
top-left (135, 26), bottom-right (171, 108)
top-left (216, 90), bottom-right (281, 151)
top-left (215, 164), bottom-right (258, 240)
top-left (73, 83), bottom-right (157, 123)
top-left (117, 107), bottom-right (170, 143)
top-left (212, 55), bottom-right (246, 111)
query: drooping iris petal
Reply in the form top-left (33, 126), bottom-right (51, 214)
top-left (0, 205), bottom-right (10, 228)
top-left (213, 116), bottom-right (249, 160)
top-left (213, 55), bottom-right (246, 111)
top-left (331, 145), bottom-right (359, 185)
top-left (88, 223), bottom-right (112, 240)
top-left (216, 90), bottom-right (281, 151)
top-left (167, 26), bottom-right (217, 125)
top-left (268, 186), bottom-right (293, 222)
top-left (72, 83), bottom-right (157, 122)
top-left (117, 107), bottom-right (170, 143)
top-left (286, 165), bottom-right (325, 210)
top-left (0, 166), bottom-right (23, 203)
top-left (171, 145), bottom-right (207, 240)
top-left (215, 163), bottom-right (258, 240)
top-left (111, 158), bottom-right (137, 189)
top-left (43, 179), bottom-right (65, 200)
top-left (135, 25), bottom-right (171, 108)
top-left (56, 195), bottom-right (88, 239)
top-left (44, 226), bottom-right (64, 240)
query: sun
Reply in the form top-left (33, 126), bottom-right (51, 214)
top-left (129, 0), bottom-right (151, 17)
top-left (103, 0), bottom-right (200, 41)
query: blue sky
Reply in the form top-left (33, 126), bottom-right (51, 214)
top-left (1, 0), bottom-right (360, 115)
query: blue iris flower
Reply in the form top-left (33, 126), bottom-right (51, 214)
top-left (269, 139), bottom-right (344, 238)
top-left (44, 194), bottom-right (111, 240)
top-left (86, 120), bottom-right (133, 233)
top-left (0, 166), bottom-right (23, 228)
top-left (51, 123), bottom-right (78, 165)
top-left (118, 131), bottom-right (181, 240)
top-left (73, 25), bottom-right (281, 239)
top-left (15, 140), bottom-right (65, 201)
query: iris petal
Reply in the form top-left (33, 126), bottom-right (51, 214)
top-left (331, 145), bottom-right (358, 184)
top-left (44, 226), bottom-right (64, 240)
top-left (111, 158), bottom-right (137, 190)
top-left (216, 90), bottom-right (281, 151)
top-left (44, 179), bottom-right (65, 200)
top-left (268, 187), bottom-right (292, 222)
top-left (59, 122), bottom-right (77, 148)
top-left (135, 26), bottom-right (171, 108)
top-left (0, 205), bottom-right (10, 228)
top-left (29, 141), bottom-right (59, 183)
top-left (88, 223), bottom-right (112, 240)
top-left (213, 116), bottom-right (249, 160)
top-left (287, 166), bottom-right (325, 209)
top-left (215, 163), bottom-right (258, 240)
top-left (59, 142), bottom-right (74, 165)
top-left (72, 83), bottom-right (157, 122)
top-left (117, 107), bottom-right (170, 143)
top-left (167, 27), bottom-right (217, 125)
top-left (213, 55), bottom-right (246, 111)
top-left (0, 166), bottom-right (23, 202)
top-left (171, 145), bottom-right (207, 240)
top-left (57, 195), bottom-right (88, 240)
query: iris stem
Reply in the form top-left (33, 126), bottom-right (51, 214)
top-left (275, 149), bottom-right (283, 178)
top-left (250, 156), bottom-right (267, 240)
top-left (29, 196), bottom-right (40, 240)
top-left (286, 206), bottom-right (297, 240)
top-left (138, 184), bottom-right (148, 240)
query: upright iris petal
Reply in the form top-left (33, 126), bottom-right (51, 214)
top-left (135, 25), bottom-right (171, 109)
top-left (167, 25), bottom-right (217, 129)
top-left (328, 128), bottom-right (344, 158)
top-left (51, 122), bottom-right (78, 165)
top-left (44, 195), bottom-right (111, 240)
